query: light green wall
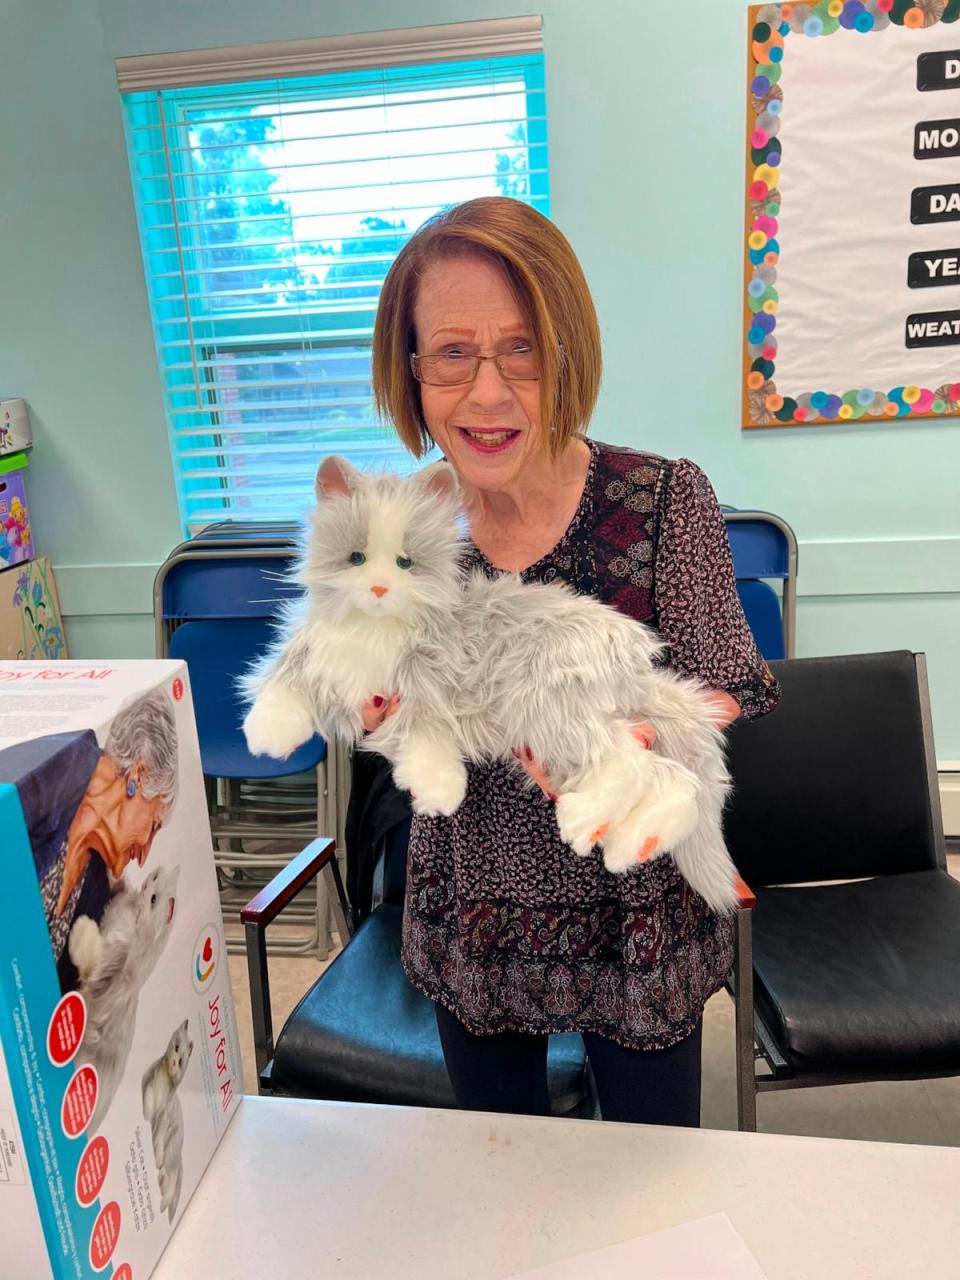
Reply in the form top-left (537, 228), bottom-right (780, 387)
top-left (2, 0), bottom-right (958, 755)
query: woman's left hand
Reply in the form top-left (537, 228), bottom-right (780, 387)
top-left (703, 689), bottom-right (741, 729)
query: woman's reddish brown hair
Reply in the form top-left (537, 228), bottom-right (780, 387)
top-left (372, 197), bottom-right (602, 458)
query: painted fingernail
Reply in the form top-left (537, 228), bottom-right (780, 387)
top-left (548, 792), bottom-right (559, 803)
top-left (511, 747), bottom-right (521, 759)
top-left (372, 696), bottom-right (384, 707)
top-left (524, 747), bottom-right (534, 762)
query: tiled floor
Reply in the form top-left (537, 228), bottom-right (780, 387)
top-left (228, 850), bottom-right (960, 1145)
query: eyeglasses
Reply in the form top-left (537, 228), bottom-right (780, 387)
top-left (410, 347), bottom-right (539, 386)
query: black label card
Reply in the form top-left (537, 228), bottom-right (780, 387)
top-left (914, 118), bottom-right (960, 159)
top-left (905, 309), bottom-right (960, 347)
top-left (911, 183), bottom-right (960, 224)
top-left (907, 248), bottom-right (960, 287)
top-left (917, 50), bottom-right (960, 92)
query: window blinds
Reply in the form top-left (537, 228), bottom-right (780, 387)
top-left (119, 21), bottom-right (548, 529)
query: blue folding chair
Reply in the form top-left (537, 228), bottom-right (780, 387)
top-left (722, 510), bottom-right (798, 660)
top-left (154, 546), bottom-right (349, 957)
top-left (167, 618), bottom-right (323, 781)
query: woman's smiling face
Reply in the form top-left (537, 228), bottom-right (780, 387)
top-left (412, 252), bottom-right (545, 491)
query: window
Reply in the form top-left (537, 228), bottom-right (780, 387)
top-left (119, 21), bottom-right (548, 530)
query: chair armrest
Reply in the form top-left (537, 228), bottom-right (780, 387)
top-left (240, 836), bottom-right (346, 1091)
top-left (241, 836), bottom-right (337, 929)
top-left (734, 872), bottom-right (756, 911)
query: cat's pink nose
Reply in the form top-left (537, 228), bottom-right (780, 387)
top-left (370, 585), bottom-right (388, 598)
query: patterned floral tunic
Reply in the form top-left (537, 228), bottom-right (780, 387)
top-left (401, 439), bottom-right (781, 1050)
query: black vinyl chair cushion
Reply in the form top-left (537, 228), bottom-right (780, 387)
top-left (271, 903), bottom-right (593, 1116)
top-left (752, 869), bottom-right (960, 1076)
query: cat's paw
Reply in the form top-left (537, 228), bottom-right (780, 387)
top-left (599, 783), bottom-right (699, 875)
top-left (555, 790), bottom-right (614, 856)
top-left (243, 688), bottom-right (314, 759)
top-left (394, 756), bottom-right (467, 817)
top-left (68, 915), bottom-right (101, 979)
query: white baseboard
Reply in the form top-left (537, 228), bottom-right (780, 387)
top-left (940, 765), bottom-right (960, 838)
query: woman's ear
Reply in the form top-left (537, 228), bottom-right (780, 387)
top-left (412, 460), bottom-right (459, 505)
top-left (315, 455), bottom-right (360, 500)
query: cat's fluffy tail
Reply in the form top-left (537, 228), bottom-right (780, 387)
top-left (670, 822), bottom-right (740, 916)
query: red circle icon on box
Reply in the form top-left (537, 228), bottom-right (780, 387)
top-left (47, 993), bottom-right (86, 1067)
top-left (89, 1201), bottom-right (121, 1271)
top-left (61, 1065), bottom-right (98, 1138)
top-left (75, 1135), bottom-right (109, 1207)
top-left (172, 677), bottom-right (184, 701)
top-left (113, 1266), bottom-right (133, 1280)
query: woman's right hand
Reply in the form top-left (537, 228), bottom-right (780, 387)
top-left (361, 693), bottom-right (401, 733)
top-left (512, 722), bottom-right (656, 801)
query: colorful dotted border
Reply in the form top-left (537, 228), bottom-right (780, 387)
top-left (745, 0), bottom-right (960, 427)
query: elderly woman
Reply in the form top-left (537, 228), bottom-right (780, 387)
top-left (366, 196), bottom-right (780, 1126)
top-left (0, 688), bottom-right (179, 984)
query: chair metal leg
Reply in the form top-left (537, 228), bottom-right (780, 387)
top-left (314, 757), bottom-right (335, 958)
top-left (312, 743), bottom-right (351, 957)
top-left (245, 919), bottom-right (274, 1091)
top-left (323, 852), bottom-right (353, 947)
top-left (734, 906), bottom-right (758, 1132)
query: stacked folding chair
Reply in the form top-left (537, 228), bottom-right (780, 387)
top-left (154, 524), bottom-right (349, 958)
top-left (722, 509), bottom-right (798, 659)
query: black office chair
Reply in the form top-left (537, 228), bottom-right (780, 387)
top-left (240, 762), bottom-right (597, 1117)
top-left (725, 650), bottom-right (958, 1131)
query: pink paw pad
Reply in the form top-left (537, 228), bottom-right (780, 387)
top-left (636, 836), bottom-right (660, 863)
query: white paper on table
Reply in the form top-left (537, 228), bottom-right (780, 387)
top-left (505, 1211), bottom-right (768, 1279)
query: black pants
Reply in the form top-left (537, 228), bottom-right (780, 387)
top-left (435, 1002), bottom-right (703, 1126)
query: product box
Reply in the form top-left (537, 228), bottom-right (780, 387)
top-left (0, 557), bottom-right (67, 660)
top-left (0, 452), bottom-right (33, 568)
top-left (0, 400), bottom-right (32, 457)
top-left (0, 661), bottom-right (242, 1280)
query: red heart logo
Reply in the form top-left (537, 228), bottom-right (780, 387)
top-left (202, 937), bottom-right (213, 963)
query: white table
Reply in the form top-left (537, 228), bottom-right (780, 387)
top-left (155, 1096), bottom-right (960, 1279)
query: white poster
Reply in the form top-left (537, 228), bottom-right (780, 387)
top-left (743, 0), bottom-right (960, 427)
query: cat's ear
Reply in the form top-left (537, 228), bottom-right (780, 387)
top-left (411, 461), bottom-right (459, 506)
top-left (316, 455), bottom-right (361, 501)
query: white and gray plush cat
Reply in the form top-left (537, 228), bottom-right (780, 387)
top-left (242, 457), bottom-right (739, 913)
top-left (142, 1019), bottom-right (192, 1224)
top-left (69, 865), bottom-right (180, 1131)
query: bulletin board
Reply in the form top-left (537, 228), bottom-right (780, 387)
top-left (743, 1), bottom-right (960, 428)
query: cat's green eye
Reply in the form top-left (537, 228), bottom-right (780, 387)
top-left (348, 551), bottom-right (366, 566)
top-left (396, 555), bottom-right (413, 570)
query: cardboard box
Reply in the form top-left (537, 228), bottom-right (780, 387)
top-left (0, 661), bottom-right (242, 1279)
top-left (0, 452), bottom-right (33, 567)
top-left (0, 400), bottom-right (32, 457)
top-left (0, 558), bottom-right (67, 661)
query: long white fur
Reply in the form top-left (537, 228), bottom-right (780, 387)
top-left (242, 457), bottom-right (740, 914)
top-left (69, 864), bottom-right (180, 1131)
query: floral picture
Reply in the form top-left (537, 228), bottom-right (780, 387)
top-left (3, 558), bottom-right (67, 659)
